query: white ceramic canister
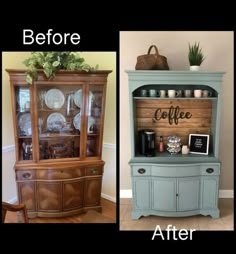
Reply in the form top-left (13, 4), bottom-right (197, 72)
top-left (182, 145), bottom-right (189, 154)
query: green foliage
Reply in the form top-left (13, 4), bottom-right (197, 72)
top-left (23, 52), bottom-right (99, 84)
top-left (188, 42), bottom-right (205, 66)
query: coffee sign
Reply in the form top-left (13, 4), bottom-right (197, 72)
top-left (152, 106), bottom-right (192, 125)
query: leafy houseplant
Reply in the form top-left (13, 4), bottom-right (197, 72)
top-left (23, 52), bottom-right (99, 84)
top-left (188, 42), bottom-right (205, 70)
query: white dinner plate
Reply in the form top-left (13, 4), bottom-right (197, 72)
top-left (74, 89), bottom-right (94, 110)
top-left (73, 113), bottom-right (81, 130)
top-left (45, 88), bottom-right (65, 109)
top-left (87, 116), bottom-right (95, 132)
top-left (73, 113), bottom-right (95, 132)
top-left (47, 113), bottom-right (66, 131)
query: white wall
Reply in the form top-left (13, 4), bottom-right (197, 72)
top-left (120, 31), bottom-right (234, 192)
top-left (2, 147), bottom-right (17, 202)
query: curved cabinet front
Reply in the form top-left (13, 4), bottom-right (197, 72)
top-left (16, 164), bottom-right (103, 218)
top-left (131, 163), bottom-right (220, 219)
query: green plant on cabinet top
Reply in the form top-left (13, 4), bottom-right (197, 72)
top-left (23, 52), bottom-right (99, 84)
top-left (188, 42), bottom-right (206, 66)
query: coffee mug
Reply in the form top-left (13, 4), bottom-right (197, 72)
top-left (184, 90), bottom-right (192, 97)
top-left (194, 89), bottom-right (202, 98)
top-left (202, 90), bottom-right (212, 97)
top-left (168, 90), bottom-right (181, 98)
top-left (140, 89), bottom-right (148, 97)
top-left (149, 89), bottom-right (157, 97)
top-left (159, 90), bottom-right (166, 98)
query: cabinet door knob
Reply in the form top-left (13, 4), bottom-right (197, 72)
top-left (138, 168), bottom-right (146, 174)
top-left (206, 168), bottom-right (214, 174)
top-left (22, 173), bottom-right (31, 179)
top-left (90, 169), bottom-right (97, 174)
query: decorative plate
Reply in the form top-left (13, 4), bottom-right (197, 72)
top-left (73, 113), bottom-right (81, 130)
top-left (47, 113), bottom-right (66, 132)
top-left (87, 116), bottom-right (95, 133)
top-left (45, 89), bottom-right (65, 109)
top-left (18, 112), bottom-right (32, 136)
top-left (73, 114), bottom-right (95, 132)
top-left (74, 89), bottom-right (94, 109)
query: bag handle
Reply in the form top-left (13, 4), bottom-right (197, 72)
top-left (147, 45), bottom-right (159, 55)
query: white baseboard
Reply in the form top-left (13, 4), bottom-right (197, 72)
top-left (219, 190), bottom-right (234, 198)
top-left (120, 189), bottom-right (233, 199)
top-left (6, 196), bottom-right (18, 204)
top-left (120, 189), bottom-right (132, 198)
top-left (2, 145), bottom-right (15, 153)
top-left (101, 193), bottom-right (116, 203)
top-left (103, 143), bottom-right (116, 150)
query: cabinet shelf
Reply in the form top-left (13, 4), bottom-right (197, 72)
top-left (38, 109), bottom-right (80, 112)
top-left (134, 97), bottom-right (218, 100)
top-left (19, 136), bottom-right (32, 139)
top-left (39, 133), bottom-right (80, 138)
top-left (39, 133), bottom-right (99, 138)
top-left (131, 152), bottom-right (217, 163)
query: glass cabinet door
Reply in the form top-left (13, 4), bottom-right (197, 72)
top-left (86, 85), bottom-right (105, 157)
top-left (36, 84), bottom-right (83, 160)
top-left (14, 86), bottom-right (33, 161)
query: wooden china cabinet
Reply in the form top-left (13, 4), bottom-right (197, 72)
top-left (6, 69), bottom-right (112, 218)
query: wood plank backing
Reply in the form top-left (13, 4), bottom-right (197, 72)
top-left (135, 99), bottom-right (212, 146)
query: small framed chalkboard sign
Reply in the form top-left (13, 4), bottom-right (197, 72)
top-left (188, 134), bottom-right (210, 155)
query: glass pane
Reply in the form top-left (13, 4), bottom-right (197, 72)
top-left (37, 85), bottom-right (83, 160)
top-left (86, 85), bottom-right (103, 157)
top-left (15, 86), bottom-right (33, 161)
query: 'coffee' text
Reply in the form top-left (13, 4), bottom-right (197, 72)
top-left (153, 106), bottom-right (192, 125)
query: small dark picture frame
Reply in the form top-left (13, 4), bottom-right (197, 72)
top-left (188, 134), bottom-right (210, 155)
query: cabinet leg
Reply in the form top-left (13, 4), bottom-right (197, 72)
top-left (201, 209), bottom-right (220, 219)
top-left (210, 210), bottom-right (220, 219)
top-left (131, 210), bottom-right (143, 220)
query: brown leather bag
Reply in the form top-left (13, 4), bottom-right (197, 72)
top-left (135, 45), bottom-right (169, 70)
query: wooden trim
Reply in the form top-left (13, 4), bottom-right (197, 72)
top-left (6, 69), bottom-right (112, 75)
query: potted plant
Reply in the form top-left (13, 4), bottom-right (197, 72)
top-left (23, 52), bottom-right (99, 84)
top-left (188, 42), bottom-right (206, 71)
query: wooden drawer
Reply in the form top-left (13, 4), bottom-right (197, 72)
top-left (16, 170), bottom-right (36, 180)
top-left (151, 165), bottom-right (201, 177)
top-left (37, 168), bottom-right (84, 180)
top-left (85, 166), bottom-right (103, 176)
top-left (200, 165), bottom-right (220, 176)
top-left (132, 165), bottom-right (151, 176)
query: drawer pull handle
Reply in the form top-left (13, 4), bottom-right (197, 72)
top-left (206, 168), bottom-right (214, 174)
top-left (138, 168), bottom-right (146, 174)
top-left (61, 170), bottom-right (64, 173)
top-left (22, 173), bottom-right (31, 179)
top-left (90, 169), bottom-right (97, 174)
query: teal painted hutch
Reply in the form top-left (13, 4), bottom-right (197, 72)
top-left (126, 71), bottom-right (224, 219)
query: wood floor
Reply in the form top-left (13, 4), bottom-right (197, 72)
top-left (4, 198), bottom-right (116, 223)
top-left (120, 198), bottom-right (233, 230)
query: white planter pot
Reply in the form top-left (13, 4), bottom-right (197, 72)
top-left (190, 65), bottom-right (200, 71)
